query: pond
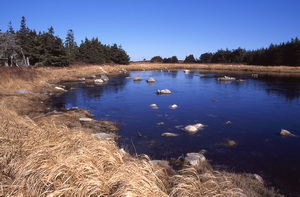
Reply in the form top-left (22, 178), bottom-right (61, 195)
top-left (52, 70), bottom-right (300, 196)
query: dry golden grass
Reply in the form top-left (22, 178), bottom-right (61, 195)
top-left (0, 64), bottom-right (285, 196)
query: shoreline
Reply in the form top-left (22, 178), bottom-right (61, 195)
top-left (0, 63), bottom-right (290, 196)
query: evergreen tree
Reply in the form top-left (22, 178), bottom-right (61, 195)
top-left (200, 53), bottom-right (213, 63)
top-left (170, 56), bottom-right (178, 63)
top-left (109, 44), bottom-right (130, 65)
top-left (184, 54), bottom-right (196, 63)
top-left (150, 56), bottom-right (163, 63)
top-left (7, 21), bottom-right (15, 34)
top-left (38, 27), bottom-right (69, 66)
top-left (65, 29), bottom-right (77, 63)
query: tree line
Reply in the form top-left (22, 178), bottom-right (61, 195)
top-left (0, 16), bottom-right (130, 67)
top-left (151, 37), bottom-right (300, 66)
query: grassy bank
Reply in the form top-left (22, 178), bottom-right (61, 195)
top-left (0, 64), bottom-right (286, 196)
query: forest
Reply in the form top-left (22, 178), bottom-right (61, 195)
top-left (152, 38), bottom-right (300, 67)
top-left (0, 17), bottom-right (130, 67)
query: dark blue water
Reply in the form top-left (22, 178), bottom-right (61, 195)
top-left (53, 70), bottom-right (300, 196)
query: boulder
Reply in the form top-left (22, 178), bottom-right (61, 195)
top-left (93, 132), bottom-right (115, 140)
top-left (184, 152), bottom-right (206, 166)
top-left (225, 121), bottom-right (232, 125)
top-left (149, 104), bottom-right (158, 109)
top-left (94, 79), bottom-right (104, 84)
top-left (184, 123), bottom-right (204, 135)
top-left (100, 74), bottom-right (109, 82)
top-left (156, 89), bottom-right (172, 94)
top-left (280, 129), bottom-right (295, 136)
top-left (170, 104), bottom-right (178, 109)
top-left (217, 76), bottom-right (235, 81)
top-left (183, 69), bottom-right (190, 73)
top-left (133, 76), bottom-right (142, 81)
top-left (146, 77), bottom-right (156, 83)
top-left (54, 87), bottom-right (66, 92)
top-left (161, 132), bottom-right (179, 137)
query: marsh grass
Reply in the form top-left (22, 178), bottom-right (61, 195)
top-left (0, 64), bottom-right (286, 196)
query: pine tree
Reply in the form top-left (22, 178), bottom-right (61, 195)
top-left (7, 21), bottom-right (15, 34)
top-left (65, 29), bottom-right (77, 63)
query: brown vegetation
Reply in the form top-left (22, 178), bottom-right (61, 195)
top-left (0, 64), bottom-right (286, 196)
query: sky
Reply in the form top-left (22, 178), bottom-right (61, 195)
top-left (1, 0), bottom-right (300, 61)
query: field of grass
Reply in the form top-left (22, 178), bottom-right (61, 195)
top-left (0, 63), bottom-right (289, 196)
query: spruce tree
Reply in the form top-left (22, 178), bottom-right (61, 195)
top-left (65, 29), bottom-right (77, 63)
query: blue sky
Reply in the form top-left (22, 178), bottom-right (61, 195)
top-left (1, 0), bottom-right (300, 61)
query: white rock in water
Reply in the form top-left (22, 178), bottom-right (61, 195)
top-left (94, 79), bottom-right (104, 84)
top-left (79, 117), bottom-right (94, 122)
top-left (54, 87), bottom-right (66, 92)
top-left (170, 104), bottom-right (178, 109)
top-left (183, 69), bottom-right (190, 73)
top-left (156, 89), bottom-right (172, 94)
top-left (149, 104), bottom-right (158, 109)
top-left (280, 129), bottom-right (294, 136)
top-left (217, 76), bottom-right (235, 81)
top-left (100, 74), bottom-right (109, 82)
top-left (161, 132), bottom-right (179, 137)
top-left (184, 123), bottom-right (204, 135)
top-left (147, 77), bottom-right (156, 82)
top-left (133, 76), bottom-right (142, 81)
top-left (185, 152), bottom-right (206, 166)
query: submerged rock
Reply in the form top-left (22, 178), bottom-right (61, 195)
top-left (184, 152), bottom-right (206, 166)
top-left (184, 123), bottom-right (205, 135)
top-left (161, 132), bottom-right (179, 137)
top-left (217, 76), bottom-right (236, 81)
top-left (156, 89), bottom-right (172, 94)
top-left (226, 140), bottom-right (237, 147)
top-left (157, 122), bottom-right (164, 126)
top-left (280, 129), bottom-right (295, 136)
top-left (225, 121), bottom-right (232, 125)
